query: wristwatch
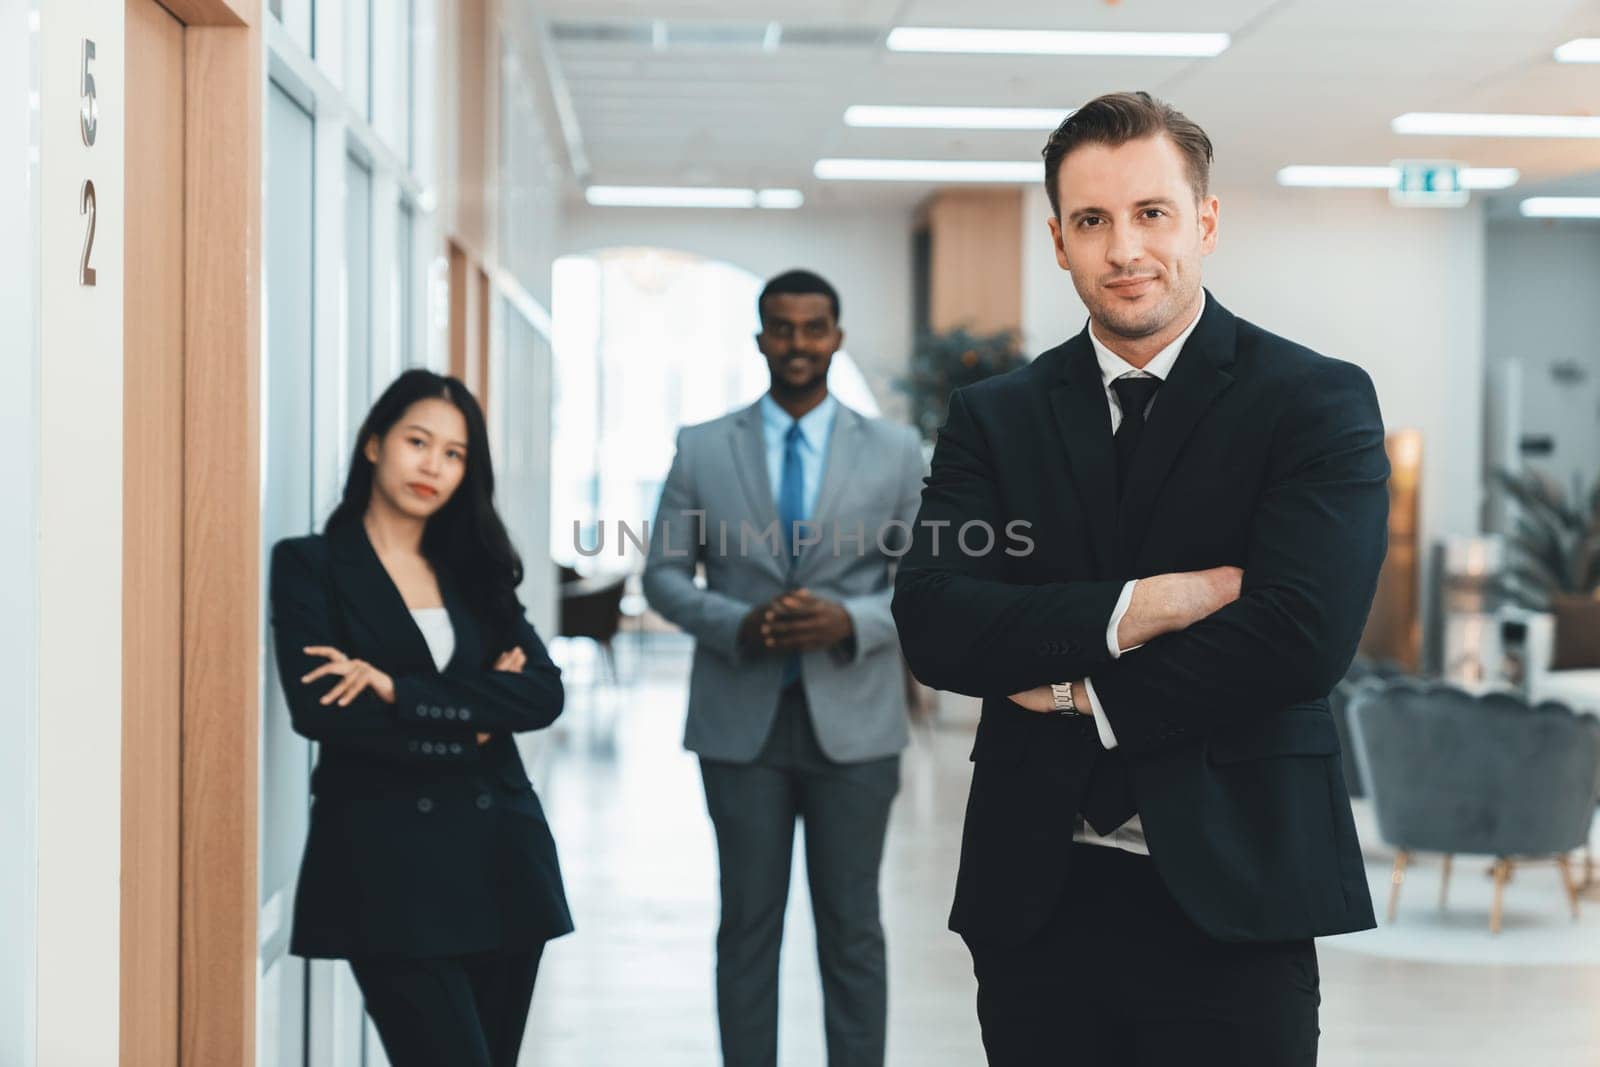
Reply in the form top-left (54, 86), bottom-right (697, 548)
top-left (1050, 681), bottom-right (1079, 715)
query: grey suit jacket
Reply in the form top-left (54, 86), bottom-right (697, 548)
top-left (643, 398), bottom-right (926, 764)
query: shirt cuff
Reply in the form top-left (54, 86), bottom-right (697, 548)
top-left (1105, 579), bottom-right (1138, 658)
top-left (1084, 677), bottom-right (1119, 750)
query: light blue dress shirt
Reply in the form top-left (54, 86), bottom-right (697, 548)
top-left (759, 392), bottom-right (837, 520)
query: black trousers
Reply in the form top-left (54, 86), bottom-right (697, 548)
top-left (349, 946), bottom-right (543, 1067)
top-left (699, 683), bottom-right (900, 1067)
top-left (966, 843), bottom-right (1319, 1067)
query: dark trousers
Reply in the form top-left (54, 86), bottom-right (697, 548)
top-left (349, 947), bottom-right (543, 1067)
top-left (699, 683), bottom-right (900, 1067)
top-left (966, 843), bottom-right (1320, 1067)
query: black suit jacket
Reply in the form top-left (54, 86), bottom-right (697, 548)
top-left (269, 521), bottom-right (573, 960)
top-left (892, 293), bottom-right (1385, 946)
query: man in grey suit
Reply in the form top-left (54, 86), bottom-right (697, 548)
top-left (643, 269), bottom-right (925, 1067)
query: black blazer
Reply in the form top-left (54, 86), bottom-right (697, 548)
top-left (893, 293), bottom-right (1386, 946)
top-left (269, 521), bottom-right (573, 960)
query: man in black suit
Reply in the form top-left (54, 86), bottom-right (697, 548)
top-left (892, 91), bottom-right (1388, 1065)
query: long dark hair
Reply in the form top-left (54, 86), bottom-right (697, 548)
top-left (326, 369), bottom-right (525, 642)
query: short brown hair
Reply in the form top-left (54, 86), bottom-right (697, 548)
top-left (1041, 91), bottom-right (1214, 217)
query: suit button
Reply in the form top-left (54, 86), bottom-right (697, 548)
top-left (443, 706), bottom-right (457, 720)
top-left (450, 743), bottom-right (463, 755)
top-left (416, 704), bottom-right (428, 719)
top-left (476, 794), bottom-right (492, 811)
top-left (416, 797), bottom-right (434, 814)
top-left (459, 708), bottom-right (473, 722)
top-left (429, 706), bottom-right (443, 719)
top-left (421, 741), bottom-right (434, 755)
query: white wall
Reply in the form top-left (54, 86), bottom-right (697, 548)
top-left (558, 202), bottom-right (917, 420)
top-left (1021, 182), bottom-right (1487, 550)
top-left (1483, 219), bottom-right (1600, 502)
top-left (37, 0), bottom-right (123, 1061)
top-left (0, 2), bottom-right (40, 1064)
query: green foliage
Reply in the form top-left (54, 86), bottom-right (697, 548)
top-left (1490, 468), bottom-right (1600, 610)
top-left (896, 327), bottom-right (1028, 442)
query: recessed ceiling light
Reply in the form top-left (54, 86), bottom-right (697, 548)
top-left (1277, 165), bottom-right (1519, 189)
top-left (1393, 112), bottom-right (1600, 138)
top-left (844, 105), bottom-right (1073, 130)
top-left (1554, 38), bottom-right (1600, 63)
top-left (886, 27), bottom-right (1230, 57)
top-left (1519, 197), bottom-right (1600, 218)
top-left (755, 188), bottom-right (804, 209)
top-left (584, 185), bottom-right (804, 209)
top-left (813, 158), bottom-right (1043, 183)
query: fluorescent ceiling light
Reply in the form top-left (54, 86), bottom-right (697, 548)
top-left (1393, 112), bottom-right (1600, 138)
top-left (1519, 197), bottom-right (1600, 218)
top-left (1277, 165), bottom-right (1519, 190)
top-left (755, 188), bottom-right (804, 209)
top-left (844, 105), bottom-right (1073, 130)
top-left (814, 158), bottom-right (1043, 183)
top-left (1554, 38), bottom-right (1600, 63)
top-left (584, 185), bottom-right (804, 209)
top-left (886, 27), bottom-right (1230, 57)
top-left (1277, 166), bottom-right (1399, 188)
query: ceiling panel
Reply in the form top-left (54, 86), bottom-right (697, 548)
top-left (897, 0), bottom-right (1276, 32)
top-left (544, 0), bottom-right (1600, 206)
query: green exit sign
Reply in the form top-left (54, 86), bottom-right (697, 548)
top-left (1390, 160), bottom-right (1468, 208)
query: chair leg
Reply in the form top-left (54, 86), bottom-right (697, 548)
top-left (1491, 859), bottom-right (1511, 935)
top-left (1557, 854), bottom-right (1582, 920)
top-left (1439, 854), bottom-right (1453, 910)
top-left (1388, 850), bottom-right (1411, 923)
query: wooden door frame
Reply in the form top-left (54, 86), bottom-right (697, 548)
top-left (121, 1), bottom-right (263, 1064)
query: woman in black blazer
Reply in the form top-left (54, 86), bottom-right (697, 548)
top-left (269, 369), bottom-right (571, 1067)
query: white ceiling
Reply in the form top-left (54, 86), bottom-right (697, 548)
top-left (538, 0), bottom-right (1600, 209)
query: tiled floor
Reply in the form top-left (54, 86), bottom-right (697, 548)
top-left (521, 636), bottom-right (1600, 1065)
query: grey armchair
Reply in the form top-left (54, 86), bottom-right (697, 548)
top-left (1348, 682), bottom-right (1600, 933)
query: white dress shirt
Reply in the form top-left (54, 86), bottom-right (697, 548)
top-left (410, 606), bottom-right (456, 672)
top-left (1071, 292), bottom-right (1207, 856)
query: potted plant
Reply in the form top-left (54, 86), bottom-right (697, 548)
top-left (1491, 468), bottom-right (1600, 675)
top-left (896, 326), bottom-right (1028, 444)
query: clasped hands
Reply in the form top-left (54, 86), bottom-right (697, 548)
top-left (737, 587), bottom-right (854, 657)
top-left (300, 643), bottom-right (528, 745)
top-left (1008, 565), bottom-right (1244, 715)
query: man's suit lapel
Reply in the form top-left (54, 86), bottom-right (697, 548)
top-left (1117, 293), bottom-right (1237, 560)
top-left (728, 401), bottom-right (786, 580)
top-left (730, 401), bottom-right (777, 525)
top-left (1048, 333), bottom-right (1120, 577)
top-left (794, 403), bottom-right (858, 582)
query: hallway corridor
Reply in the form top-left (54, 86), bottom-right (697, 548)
top-left (520, 636), bottom-right (1600, 1066)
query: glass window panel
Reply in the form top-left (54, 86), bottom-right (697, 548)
top-left (371, 0), bottom-right (411, 160)
top-left (260, 79), bottom-right (316, 1062)
top-left (394, 199), bottom-right (415, 367)
top-left (271, 0), bottom-right (314, 57)
top-left (344, 154), bottom-right (372, 442)
top-left (342, 0), bottom-right (370, 118)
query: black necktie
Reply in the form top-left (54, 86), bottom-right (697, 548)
top-left (1078, 375), bottom-right (1163, 836)
top-left (1110, 375), bottom-right (1162, 500)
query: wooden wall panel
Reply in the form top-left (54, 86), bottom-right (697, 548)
top-left (181, 4), bottom-right (262, 1064)
top-left (1361, 430), bottom-right (1423, 669)
top-left (122, 1), bottom-right (185, 1061)
top-left (924, 188), bottom-right (1024, 335)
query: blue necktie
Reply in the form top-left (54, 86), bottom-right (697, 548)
top-left (777, 422), bottom-right (805, 687)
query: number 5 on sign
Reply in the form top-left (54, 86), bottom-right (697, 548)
top-left (81, 39), bottom-right (97, 146)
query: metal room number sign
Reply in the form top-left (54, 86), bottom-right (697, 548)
top-left (79, 38), bottom-right (98, 286)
